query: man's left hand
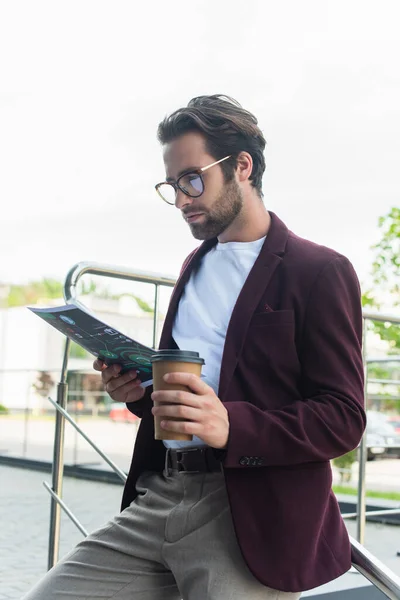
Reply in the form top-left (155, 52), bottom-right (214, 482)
top-left (151, 373), bottom-right (229, 449)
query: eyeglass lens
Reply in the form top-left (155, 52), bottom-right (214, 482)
top-left (158, 173), bottom-right (204, 204)
top-left (179, 173), bottom-right (203, 196)
top-left (157, 183), bottom-right (176, 205)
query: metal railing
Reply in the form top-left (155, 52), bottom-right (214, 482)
top-left (43, 261), bottom-right (400, 598)
top-left (351, 538), bottom-right (400, 599)
top-left (46, 261), bottom-right (175, 569)
top-left (356, 312), bottom-right (400, 547)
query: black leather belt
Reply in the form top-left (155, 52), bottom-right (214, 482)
top-left (165, 447), bottom-right (223, 474)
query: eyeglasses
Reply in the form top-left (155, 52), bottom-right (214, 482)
top-left (155, 155), bottom-right (232, 205)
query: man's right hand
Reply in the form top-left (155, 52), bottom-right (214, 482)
top-left (93, 359), bottom-right (146, 404)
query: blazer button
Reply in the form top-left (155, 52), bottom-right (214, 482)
top-left (239, 457), bottom-right (249, 466)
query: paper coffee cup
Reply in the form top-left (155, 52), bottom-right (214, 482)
top-left (151, 350), bottom-right (205, 441)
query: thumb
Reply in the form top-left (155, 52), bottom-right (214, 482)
top-left (93, 358), bottom-right (106, 371)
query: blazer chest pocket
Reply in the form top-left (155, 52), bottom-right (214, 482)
top-left (244, 309), bottom-right (299, 385)
top-left (249, 309), bottom-right (295, 328)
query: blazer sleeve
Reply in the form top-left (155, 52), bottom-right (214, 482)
top-left (222, 256), bottom-right (366, 468)
top-left (126, 385), bottom-right (153, 418)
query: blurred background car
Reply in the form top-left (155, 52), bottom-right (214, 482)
top-left (366, 411), bottom-right (400, 460)
top-left (109, 402), bottom-right (139, 424)
top-left (387, 415), bottom-right (400, 434)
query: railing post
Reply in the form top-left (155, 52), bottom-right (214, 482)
top-left (22, 377), bottom-right (31, 457)
top-left (153, 283), bottom-right (160, 349)
top-left (356, 317), bottom-right (368, 544)
top-left (47, 339), bottom-right (70, 570)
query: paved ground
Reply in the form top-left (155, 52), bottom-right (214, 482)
top-left (0, 465), bottom-right (122, 599)
top-left (1, 465), bottom-right (400, 599)
top-left (0, 415), bottom-right (140, 473)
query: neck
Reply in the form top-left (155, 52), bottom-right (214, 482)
top-left (217, 192), bottom-right (271, 243)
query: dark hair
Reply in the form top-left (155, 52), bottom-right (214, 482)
top-left (157, 94), bottom-right (266, 196)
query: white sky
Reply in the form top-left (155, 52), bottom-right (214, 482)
top-left (1, 0), bottom-right (399, 298)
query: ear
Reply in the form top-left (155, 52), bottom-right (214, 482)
top-left (235, 151), bottom-right (253, 183)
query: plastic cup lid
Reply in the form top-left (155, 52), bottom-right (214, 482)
top-left (150, 349), bottom-right (205, 365)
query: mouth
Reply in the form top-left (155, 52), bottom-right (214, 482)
top-left (185, 213), bottom-right (204, 223)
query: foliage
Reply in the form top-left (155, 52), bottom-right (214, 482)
top-left (366, 360), bottom-right (400, 411)
top-left (32, 371), bottom-right (55, 397)
top-left (363, 206), bottom-right (400, 352)
top-left (0, 403), bottom-right (9, 414)
top-left (333, 486), bottom-right (400, 501)
top-left (67, 370), bottom-right (108, 408)
top-left (368, 364), bottom-right (396, 380)
top-left (370, 322), bottom-right (400, 352)
top-left (371, 206), bottom-right (400, 297)
top-left (69, 341), bottom-right (91, 359)
top-left (7, 279), bottom-right (63, 307)
top-left (332, 449), bottom-right (358, 483)
top-left (4, 276), bottom-right (154, 315)
top-left (5, 278), bottom-right (98, 308)
top-left (126, 294), bottom-right (154, 314)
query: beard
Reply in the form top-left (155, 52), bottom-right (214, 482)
top-left (184, 178), bottom-right (244, 240)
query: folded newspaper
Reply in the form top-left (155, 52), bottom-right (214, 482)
top-left (29, 301), bottom-right (154, 386)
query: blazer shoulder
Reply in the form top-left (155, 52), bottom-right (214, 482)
top-left (286, 230), bottom-right (355, 273)
top-left (282, 231), bottom-right (361, 299)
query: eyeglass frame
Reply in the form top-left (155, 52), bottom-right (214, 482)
top-left (155, 155), bottom-right (232, 205)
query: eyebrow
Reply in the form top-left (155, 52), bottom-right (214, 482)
top-left (166, 166), bottom-right (200, 182)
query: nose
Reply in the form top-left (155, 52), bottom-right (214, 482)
top-left (175, 188), bottom-right (193, 210)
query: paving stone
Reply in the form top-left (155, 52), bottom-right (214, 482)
top-left (0, 465), bottom-right (121, 598)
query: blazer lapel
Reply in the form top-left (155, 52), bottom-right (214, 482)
top-left (158, 212), bottom-right (289, 401)
top-left (218, 212), bottom-right (289, 400)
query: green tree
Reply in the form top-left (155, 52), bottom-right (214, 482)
top-left (5, 278), bottom-right (99, 308)
top-left (332, 449), bottom-right (357, 484)
top-left (69, 342), bottom-right (91, 359)
top-left (7, 279), bottom-right (63, 307)
top-left (121, 294), bottom-right (154, 314)
top-left (32, 371), bottom-right (55, 397)
top-left (5, 277), bottom-right (155, 315)
top-left (364, 207), bottom-right (400, 351)
top-left (372, 207), bottom-right (400, 296)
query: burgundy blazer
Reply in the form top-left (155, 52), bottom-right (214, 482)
top-left (122, 212), bottom-right (366, 592)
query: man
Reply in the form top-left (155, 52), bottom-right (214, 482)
top-left (24, 95), bottom-right (365, 599)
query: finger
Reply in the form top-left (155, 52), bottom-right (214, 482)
top-left (162, 372), bottom-right (210, 395)
top-left (101, 364), bottom-right (123, 385)
top-left (152, 404), bottom-right (200, 422)
top-left (107, 379), bottom-right (143, 402)
top-left (125, 384), bottom-right (146, 403)
top-left (106, 369), bottom-right (140, 393)
top-left (160, 419), bottom-right (203, 436)
top-left (163, 372), bottom-right (208, 394)
top-left (93, 359), bottom-right (106, 371)
top-left (121, 379), bottom-right (146, 400)
top-left (151, 389), bottom-right (199, 407)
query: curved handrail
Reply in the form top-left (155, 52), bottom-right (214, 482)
top-left (351, 537), bottom-right (400, 599)
top-left (362, 311), bottom-right (400, 325)
top-left (63, 261), bottom-right (176, 304)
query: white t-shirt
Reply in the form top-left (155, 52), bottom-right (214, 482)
top-left (165, 235), bottom-right (266, 449)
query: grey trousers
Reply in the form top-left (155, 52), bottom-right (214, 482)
top-left (23, 468), bottom-right (301, 600)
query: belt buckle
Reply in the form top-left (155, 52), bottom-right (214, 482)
top-left (176, 448), bottom-right (203, 474)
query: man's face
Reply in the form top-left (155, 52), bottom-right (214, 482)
top-left (163, 132), bottom-right (243, 240)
